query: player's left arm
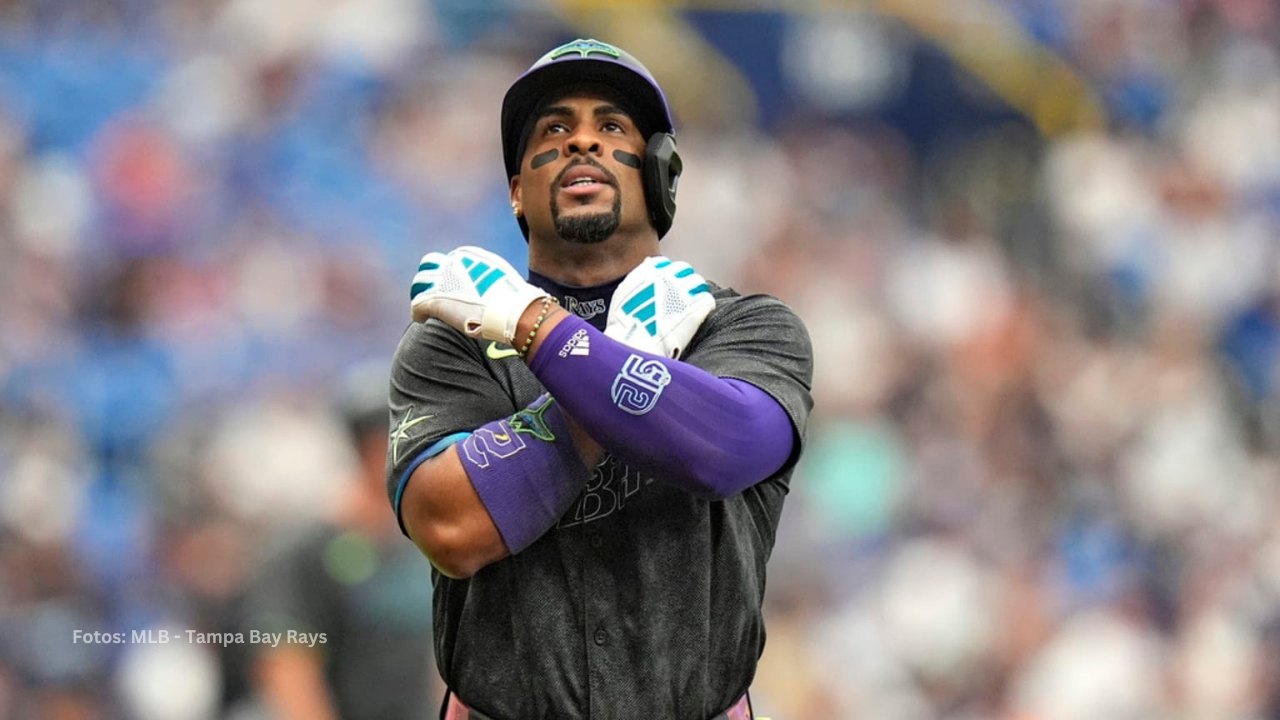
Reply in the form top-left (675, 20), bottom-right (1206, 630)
top-left (525, 296), bottom-right (813, 499)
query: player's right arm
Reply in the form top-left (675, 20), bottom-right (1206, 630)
top-left (397, 447), bottom-right (506, 579)
top-left (387, 316), bottom-right (514, 579)
top-left (400, 413), bottom-right (599, 578)
top-left (389, 313), bottom-right (600, 579)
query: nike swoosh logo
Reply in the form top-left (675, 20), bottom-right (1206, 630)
top-left (487, 342), bottom-right (519, 360)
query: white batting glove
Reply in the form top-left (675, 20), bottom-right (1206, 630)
top-left (410, 246), bottom-right (547, 343)
top-left (605, 256), bottom-right (715, 359)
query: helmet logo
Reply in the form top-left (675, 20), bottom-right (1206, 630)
top-left (547, 38), bottom-right (622, 61)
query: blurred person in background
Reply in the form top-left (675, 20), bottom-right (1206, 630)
top-left (239, 361), bottom-right (436, 720)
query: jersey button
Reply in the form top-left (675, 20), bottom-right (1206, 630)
top-left (593, 628), bottom-right (608, 646)
top-left (589, 534), bottom-right (603, 549)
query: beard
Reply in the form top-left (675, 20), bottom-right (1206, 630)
top-left (552, 199), bottom-right (622, 245)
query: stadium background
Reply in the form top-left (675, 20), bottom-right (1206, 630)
top-left (2, 1), bottom-right (1280, 718)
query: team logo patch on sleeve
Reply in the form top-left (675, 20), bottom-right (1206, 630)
top-left (509, 394), bottom-right (558, 442)
top-left (610, 354), bottom-right (670, 415)
top-left (390, 408), bottom-right (434, 463)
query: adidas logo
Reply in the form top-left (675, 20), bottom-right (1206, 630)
top-left (558, 328), bottom-right (591, 358)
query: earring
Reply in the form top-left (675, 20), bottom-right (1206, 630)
top-left (512, 203), bottom-right (521, 217)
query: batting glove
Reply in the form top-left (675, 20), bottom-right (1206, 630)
top-left (605, 256), bottom-right (715, 359)
top-left (410, 246), bottom-right (548, 344)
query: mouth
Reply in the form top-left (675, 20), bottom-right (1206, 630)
top-left (556, 162), bottom-right (616, 199)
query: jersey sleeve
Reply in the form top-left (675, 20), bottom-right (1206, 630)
top-left (682, 293), bottom-right (815, 477)
top-left (385, 319), bottom-right (521, 508)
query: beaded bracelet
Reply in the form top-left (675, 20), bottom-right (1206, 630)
top-left (517, 295), bottom-right (557, 359)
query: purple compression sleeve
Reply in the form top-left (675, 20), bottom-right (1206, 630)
top-left (529, 315), bottom-right (793, 499)
top-left (456, 394), bottom-right (591, 554)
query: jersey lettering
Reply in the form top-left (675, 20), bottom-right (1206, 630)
top-left (558, 458), bottom-right (654, 529)
top-left (563, 296), bottom-right (607, 321)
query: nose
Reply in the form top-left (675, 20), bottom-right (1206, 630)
top-left (565, 125), bottom-right (601, 156)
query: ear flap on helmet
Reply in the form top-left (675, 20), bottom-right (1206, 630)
top-left (643, 132), bottom-right (682, 238)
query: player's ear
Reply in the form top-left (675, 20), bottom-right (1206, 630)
top-left (509, 178), bottom-right (523, 217)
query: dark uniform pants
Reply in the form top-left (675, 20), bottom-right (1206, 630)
top-left (443, 690), bottom-right (754, 720)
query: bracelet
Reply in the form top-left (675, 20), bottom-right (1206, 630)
top-left (517, 296), bottom-right (557, 359)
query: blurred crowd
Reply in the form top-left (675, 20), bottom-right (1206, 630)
top-left (1, 1), bottom-right (1279, 719)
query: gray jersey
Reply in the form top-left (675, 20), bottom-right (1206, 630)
top-left (386, 285), bottom-right (813, 720)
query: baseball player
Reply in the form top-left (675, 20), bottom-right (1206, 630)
top-left (387, 38), bottom-right (813, 720)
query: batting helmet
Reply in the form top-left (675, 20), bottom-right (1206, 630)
top-left (501, 38), bottom-right (682, 238)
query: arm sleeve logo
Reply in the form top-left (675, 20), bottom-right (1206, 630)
top-left (610, 354), bottom-right (671, 415)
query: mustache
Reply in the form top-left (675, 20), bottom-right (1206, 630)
top-left (551, 157), bottom-right (619, 190)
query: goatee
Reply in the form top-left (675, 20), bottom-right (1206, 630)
top-left (554, 208), bottom-right (620, 245)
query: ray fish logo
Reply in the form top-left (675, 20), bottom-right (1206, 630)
top-left (548, 39), bottom-right (622, 61)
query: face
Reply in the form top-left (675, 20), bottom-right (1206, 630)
top-left (512, 90), bottom-right (650, 245)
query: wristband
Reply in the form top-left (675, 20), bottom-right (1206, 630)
top-left (518, 296), bottom-right (557, 358)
